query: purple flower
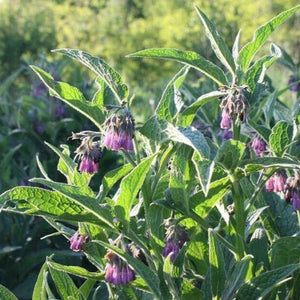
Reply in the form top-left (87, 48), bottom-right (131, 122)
top-left (288, 75), bottom-right (299, 92)
top-left (79, 157), bottom-right (99, 174)
top-left (69, 232), bottom-right (89, 252)
top-left (222, 129), bottom-right (233, 141)
top-left (265, 177), bottom-right (275, 192)
top-left (220, 111), bottom-right (231, 129)
top-left (105, 251), bottom-right (135, 285)
top-left (292, 192), bottom-right (300, 210)
top-left (251, 136), bottom-right (266, 157)
top-left (265, 172), bottom-right (286, 192)
top-left (162, 240), bottom-right (180, 262)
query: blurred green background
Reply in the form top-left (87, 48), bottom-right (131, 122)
top-left (0, 0), bottom-right (299, 298)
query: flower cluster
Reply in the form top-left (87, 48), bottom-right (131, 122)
top-left (105, 250), bottom-right (136, 285)
top-left (219, 85), bottom-right (249, 129)
top-left (265, 171), bottom-right (286, 192)
top-left (69, 231), bottom-right (90, 252)
top-left (74, 135), bottom-right (103, 174)
top-left (103, 109), bottom-right (135, 151)
top-left (162, 218), bottom-right (189, 262)
top-left (284, 176), bottom-right (300, 210)
top-left (251, 135), bottom-right (266, 157)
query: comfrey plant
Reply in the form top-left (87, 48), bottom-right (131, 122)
top-left (1, 5), bottom-right (300, 300)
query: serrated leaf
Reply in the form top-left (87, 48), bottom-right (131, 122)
top-left (49, 263), bottom-right (84, 300)
top-left (239, 157), bottom-right (300, 173)
top-left (94, 240), bottom-right (162, 299)
top-left (0, 284), bottom-right (18, 300)
top-left (32, 262), bottom-right (48, 300)
top-left (271, 237), bottom-right (300, 269)
top-left (0, 187), bottom-right (101, 225)
top-left (208, 229), bottom-right (226, 299)
top-left (128, 48), bottom-right (228, 85)
top-left (47, 260), bottom-right (104, 280)
top-left (115, 154), bottom-right (157, 222)
top-left (52, 48), bottom-right (129, 103)
top-left (222, 255), bottom-right (253, 300)
top-left (165, 123), bottom-right (210, 159)
top-left (156, 66), bottom-right (189, 122)
top-left (195, 6), bottom-right (235, 75)
top-left (237, 5), bottom-right (300, 72)
top-left (30, 66), bottom-right (105, 128)
top-left (139, 116), bottom-right (167, 143)
top-left (269, 121), bottom-right (293, 156)
top-left (179, 91), bottom-right (226, 127)
top-left (236, 264), bottom-right (300, 300)
top-left (215, 140), bottom-right (246, 172)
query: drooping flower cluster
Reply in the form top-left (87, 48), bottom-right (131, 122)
top-left (219, 85), bottom-right (249, 129)
top-left (265, 171), bottom-right (286, 193)
top-left (104, 250), bottom-right (136, 285)
top-left (251, 135), bottom-right (266, 157)
top-left (103, 109), bottom-right (135, 151)
top-left (284, 176), bottom-right (300, 210)
top-left (69, 231), bottom-right (90, 252)
top-left (162, 218), bottom-right (189, 262)
top-left (73, 135), bottom-right (103, 174)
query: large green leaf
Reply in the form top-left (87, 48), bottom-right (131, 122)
top-left (31, 66), bottom-right (105, 128)
top-left (208, 229), bottom-right (226, 300)
top-left (52, 48), bottom-right (129, 103)
top-left (195, 6), bottom-right (235, 75)
top-left (271, 237), bottom-right (300, 269)
top-left (0, 284), bottom-right (18, 300)
top-left (238, 5), bottom-right (300, 72)
top-left (115, 154), bottom-right (157, 222)
top-left (0, 187), bottom-right (101, 225)
top-left (49, 264), bottom-right (84, 300)
top-left (128, 48), bottom-right (228, 85)
top-left (94, 240), bottom-right (162, 299)
top-left (236, 264), bottom-right (300, 300)
top-left (32, 262), bottom-right (48, 300)
top-left (269, 121), bottom-right (293, 156)
top-left (156, 66), bottom-right (189, 122)
top-left (179, 91), bottom-right (226, 127)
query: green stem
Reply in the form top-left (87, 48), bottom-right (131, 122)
top-left (120, 149), bottom-right (137, 167)
top-left (232, 180), bottom-right (245, 261)
top-left (133, 135), bottom-right (141, 164)
top-left (232, 117), bottom-right (240, 140)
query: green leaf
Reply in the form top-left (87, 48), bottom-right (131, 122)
top-left (215, 140), bottom-right (246, 172)
top-left (0, 284), bottom-right (18, 300)
top-left (195, 6), bottom-right (235, 75)
top-left (49, 263), bottom-right (84, 300)
top-left (30, 178), bottom-right (115, 229)
top-left (115, 154), bottom-right (157, 222)
top-left (222, 255), bottom-right (253, 300)
top-left (239, 157), bottom-right (300, 173)
top-left (271, 237), bottom-right (300, 269)
top-left (128, 48), bottom-right (228, 85)
top-left (98, 163), bottom-right (133, 200)
top-left (30, 66), bottom-right (105, 128)
top-left (94, 240), bottom-right (162, 299)
top-left (182, 280), bottom-right (204, 299)
top-left (238, 5), bottom-right (300, 72)
top-left (247, 120), bottom-right (271, 142)
top-left (208, 229), bottom-right (226, 300)
top-left (139, 116), bottom-right (167, 143)
top-left (269, 121), bottom-right (293, 156)
top-left (243, 44), bottom-right (281, 91)
top-left (32, 263), bottom-right (48, 300)
top-left (165, 123), bottom-right (211, 159)
top-left (0, 187), bottom-right (101, 225)
top-left (52, 48), bottom-right (129, 103)
top-left (79, 279), bottom-right (96, 300)
top-left (47, 260), bottom-right (104, 280)
top-left (236, 264), bottom-right (300, 300)
top-left (179, 91), bottom-right (226, 127)
top-left (156, 66), bottom-right (189, 122)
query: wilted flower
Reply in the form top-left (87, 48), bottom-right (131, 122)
top-left (162, 218), bottom-right (189, 262)
top-left (105, 251), bottom-right (135, 285)
top-left (69, 231), bottom-right (90, 252)
top-left (103, 109), bottom-right (135, 151)
top-left (251, 135), bottom-right (266, 157)
top-left (74, 137), bottom-right (102, 174)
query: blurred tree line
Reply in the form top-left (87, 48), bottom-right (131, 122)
top-left (1, 0), bottom-right (299, 100)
